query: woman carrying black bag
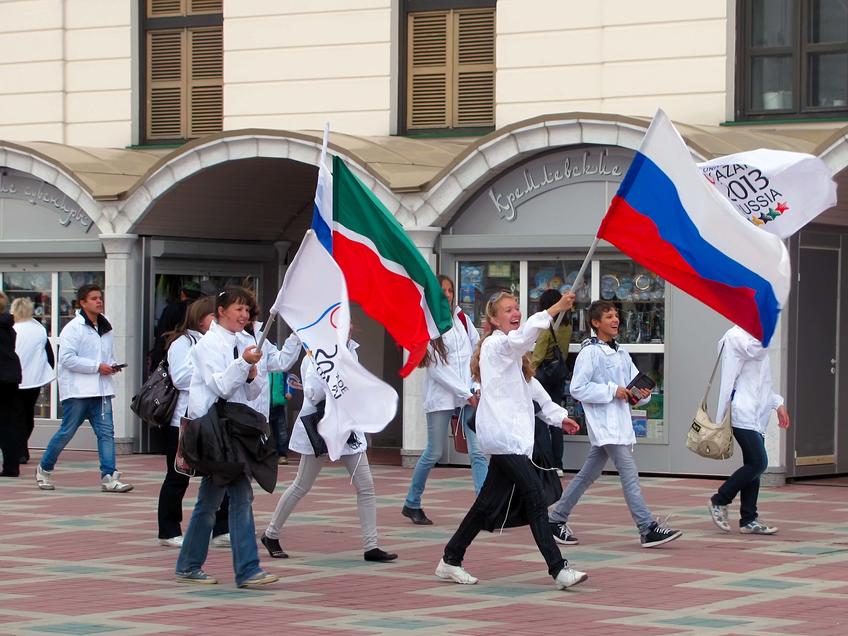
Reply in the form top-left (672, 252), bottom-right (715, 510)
top-left (531, 289), bottom-right (573, 475)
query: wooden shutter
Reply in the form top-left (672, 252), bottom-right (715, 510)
top-left (147, 29), bottom-right (185, 139)
top-left (407, 11), bottom-right (450, 130)
top-left (148, 0), bottom-right (184, 17)
top-left (189, 0), bottom-right (223, 14)
top-left (187, 26), bottom-right (223, 137)
top-left (454, 8), bottom-right (495, 127)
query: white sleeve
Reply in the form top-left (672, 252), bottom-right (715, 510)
top-left (490, 311), bottom-right (551, 360)
top-left (263, 332), bottom-right (302, 372)
top-left (569, 347), bottom-right (616, 404)
top-left (716, 336), bottom-right (744, 422)
top-left (301, 357), bottom-right (326, 404)
top-left (530, 377), bottom-right (568, 426)
top-left (58, 324), bottom-right (98, 374)
top-left (193, 344), bottom-right (253, 400)
top-left (428, 348), bottom-right (472, 402)
top-left (166, 336), bottom-right (194, 391)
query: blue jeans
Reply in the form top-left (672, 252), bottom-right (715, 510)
top-left (712, 427), bottom-right (768, 527)
top-left (176, 474), bottom-right (262, 586)
top-left (269, 405), bottom-right (288, 457)
top-left (549, 444), bottom-right (655, 534)
top-left (41, 397), bottom-right (116, 477)
top-left (404, 408), bottom-right (488, 509)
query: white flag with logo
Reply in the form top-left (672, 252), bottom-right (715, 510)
top-left (699, 149), bottom-right (837, 238)
top-left (270, 230), bottom-right (398, 460)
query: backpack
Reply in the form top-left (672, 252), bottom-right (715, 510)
top-left (534, 325), bottom-right (568, 393)
top-left (131, 358), bottom-right (179, 427)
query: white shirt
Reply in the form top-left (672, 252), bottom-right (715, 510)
top-left (187, 321), bottom-right (262, 419)
top-left (237, 327), bottom-right (301, 418)
top-left (422, 311), bottom-right (475, 413)
top-left (288, 340), bottom-right (367, 457)
top-left (166, 330), bottom-right (201, 427)
top-left (476, 311), bottom-right (559, 457)
top-left (570, 339), bottom-right (649, 447)
top-left (717, 326), bottom-right (783, 435)
top-left (57, 311), bottom-right (116, 400)
top-left (13, 318), bottom-right (54, 389)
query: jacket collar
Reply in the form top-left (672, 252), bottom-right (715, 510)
top-left (209, 320), bottom-right (237, 346)
top-left (79, 310), bottom-right (112, 336)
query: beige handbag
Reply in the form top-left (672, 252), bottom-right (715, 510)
top-left (687, 345), bottom-right (734, 460)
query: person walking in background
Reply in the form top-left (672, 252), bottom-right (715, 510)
top-left (0, 291), bottom-right (24, 477)
top-left (402, 275), bottom-right (486, 526)
top-left (436, 290), bottom-right (589, 590)
top-left (548, 300), bottom-right (681, 549)
top-left (157, 295), bottom-right (220, 548)
top-left (262, 339), bottom-right (398, 564)
top-left (531, 289), bottom-right (573, 476)
top-left (149, 281), bottom-right (202, 372)
top-left (35, 285), bottom-right (133, 492)
top-left (708, 326), bottom-right (790, 535)
top-left (11, 298), bottom-right (55, 465)
top-left (268, 371), bottom-right (291, 465)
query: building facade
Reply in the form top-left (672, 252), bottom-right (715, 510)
top-left (1, 0), bottom-right (847, 479)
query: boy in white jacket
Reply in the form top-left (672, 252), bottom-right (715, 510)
top-left (548, 300), bottom-right (682, 548)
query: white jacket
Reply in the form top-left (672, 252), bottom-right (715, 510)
top-left (530, 377), bottom-right (568, 428)
top-left (423, 311), bottom-right (475, 413)
top-left (289, 340), bottom-right (366, 457)
top-left (476, 311), bottom-right (554, 457)
top-left (570, 339), bottom-right (649, 447)
top-left (187, 321), bottom-right (263, 419)
top-left (14, 318), bottom-right (54, 389)
top-left (237, 328), bottom-right (301, 418)
top-left (166, 330), bottom-right (201, 427)
top-left (57, 311), bottom-right (116, 400)
top-left (716, 326), bottom-right (783, 435)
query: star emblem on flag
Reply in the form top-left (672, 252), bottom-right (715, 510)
top-left (775, 201), bottom-right (789, 214)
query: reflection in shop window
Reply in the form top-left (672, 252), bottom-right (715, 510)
top-left (457, 261), bottom-right (519, 334)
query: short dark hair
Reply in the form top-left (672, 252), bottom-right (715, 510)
top-left (538, 289), bottom-right (562, 312)
top-left (77, 284), bottom-right (102, 303)
top-left (215, 286), bottom-right (255, 317)
top-left (588, 300), bottom-right (617, 332)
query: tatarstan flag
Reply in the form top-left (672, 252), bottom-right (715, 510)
top-left (312, 152), bottom-right (453, 377)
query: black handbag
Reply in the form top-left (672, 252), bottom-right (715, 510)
top-left (130, 359), bottom-right (179, 427)
top-left (300, 401), bottom-right (328, 457)
top-left (534, 326), bottom-right (568, 392)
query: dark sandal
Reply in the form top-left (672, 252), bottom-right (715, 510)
top-left (261, 534), bottom-right (288, 558)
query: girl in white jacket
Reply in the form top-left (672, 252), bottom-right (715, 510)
top-left (436, 290), bottom-right (589, 590)
top-left (403, 275), bottom-right (486, 525)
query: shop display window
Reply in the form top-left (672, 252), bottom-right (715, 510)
top-left (457, 261), bottom-right (519, 334)
top-left (153, 273), bottom-right (258, 334)
top-left (527, 260), bottom-right (593, 343)
top-left (0, 268), bottom-right (104, 420)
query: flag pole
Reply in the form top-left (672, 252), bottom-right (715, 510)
top-left (254, 308), bottom-right (278, 352)
top-left (554, 236), bottom-right (600, 329)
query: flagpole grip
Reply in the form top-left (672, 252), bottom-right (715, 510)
top-left (254, 309), bottom-right (278, 352)
top-left (554, 236), bottom-right (600, 329)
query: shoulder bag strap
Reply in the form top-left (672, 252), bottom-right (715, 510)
top-left (548, 325), bottom-right (565, 361)
top-left (701, 342), bottom-right (725, 403)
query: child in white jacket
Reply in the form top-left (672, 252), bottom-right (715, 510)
top-left (548, 300), bottom-right (682, 549)
top-left (436, 290), bottom-right (589, 591)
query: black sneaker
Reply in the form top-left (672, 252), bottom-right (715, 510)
top-left (261, 534), bottom-right (289, 559)
top-left (640, 521), bottom-right (683, 548)
top-left (551, 522), bottom-right (579, 545)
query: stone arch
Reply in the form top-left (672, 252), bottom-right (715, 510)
top-left (116, 131), bottom-right (414, 234)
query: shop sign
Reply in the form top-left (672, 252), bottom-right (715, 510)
top-left (488, 148), bottom-right (624, 222)
top-left (0, 172), bottom-right (94, 233)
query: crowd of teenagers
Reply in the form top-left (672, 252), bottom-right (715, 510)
top-left (0, 274), bottom-right (789, 590)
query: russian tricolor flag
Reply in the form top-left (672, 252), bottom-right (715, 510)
top-left (599, 110), bottom-right (791, 346)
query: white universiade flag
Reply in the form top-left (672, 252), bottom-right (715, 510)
top-left (699, 149), bottom-right (837, 239)
top-left (270, 230), bottom-right (398, 460)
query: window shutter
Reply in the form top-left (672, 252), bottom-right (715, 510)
top-left (189, 0), bottom-right (223, 14)
top-left (454, 8), bottom-right (495, 127)
top-left (148, 0), bottom-right (185, 17)
top-left (187, 26), bottom-right (223, 137)
top-left (147, 29), bottom-right (185, 139)
top-left (407, 11), bottom-right (450, 130)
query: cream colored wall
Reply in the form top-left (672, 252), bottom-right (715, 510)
top-left (223, 0), bottom-right (393, 135)
top-left (496, 0), bottom-right (731, 127)
top-left (0, 0), bottom-right (133, 146)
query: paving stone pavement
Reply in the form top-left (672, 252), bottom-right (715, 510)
top-left (1, 451), bottom-right (847, 636)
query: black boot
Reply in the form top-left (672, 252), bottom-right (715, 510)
top-left (261, 534), bottom-right (289, 558)
top-left (364, 548), bottom-right (398, 562)
top-left (401, 505), bottom-right (433, 525)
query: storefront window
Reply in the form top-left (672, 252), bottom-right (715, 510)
top-left (599, 260), bottom-right (665, 344)
top-left (153, 273), bottom-right (258, 334)
top-left (457, 261), bottom-right (519, 333)
top-left (0, 268), bottom-right (104, 420)
top-left (527, 260), bottom-right (593, 343)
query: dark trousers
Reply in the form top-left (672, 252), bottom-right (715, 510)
top-left (18, 387), bottom-right (40, 463)
top-left (443, 453), bottom-right (565, 579)
top-left (0, 384), bottom-right (25, 476)
top-left (157, 426), bottom-right (229, 539)
top-left (537, 425), bottom-right (564, 470)
top-left (269, 404), bottom-right (288, 457)
top-left (712, 427), bottom-right (768, 527)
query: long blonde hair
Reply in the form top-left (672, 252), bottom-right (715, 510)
top-left (470, 291), bottom-right (534, 383)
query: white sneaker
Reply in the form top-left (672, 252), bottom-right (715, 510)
top-left (211, 533), bottom-right (231, 548)
top-left (555, 566), bottom-right (588, 589)
top-left (159, 536), bottom-right (184, 548)
top-left (36, 465), bottom-right (55, 490)
top-left (435, 559), bottom-right (478, 585)
top-left (100, 471), bottom-right (133, 493)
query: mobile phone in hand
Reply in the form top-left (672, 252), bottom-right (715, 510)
top-left (111, 363), bottom-right (127, 370)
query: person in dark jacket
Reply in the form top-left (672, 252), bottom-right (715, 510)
top-left (0, 291), bottom-right (25, 477)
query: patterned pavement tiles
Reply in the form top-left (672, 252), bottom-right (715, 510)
top-left (0, 451), bottom-right (847, 635)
